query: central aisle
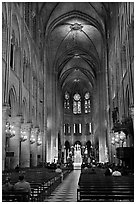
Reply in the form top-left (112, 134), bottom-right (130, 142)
top-left (45, 170), bottom-right (81, 202)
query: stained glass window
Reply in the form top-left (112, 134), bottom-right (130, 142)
top-left (65, 91), bottom-right (69, 99)
top-left (64, 91), bottom-right (70, 110)
top-left (84, 92), bottom-right (91, 113)
top-left (74, 93), bottom-right (80, 101)
top-left (73, 93), bottom-right (81, 114)
top-left (85, 92), bottom-right (90, 99)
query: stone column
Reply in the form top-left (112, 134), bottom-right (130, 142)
top-left (51, 136), bottom-right (54, 163)
top-left (9, 116), bottom-right (22, 169)
top-left (46, 130), bottom-right (51, 162)
top-left (37, 131), bottom-right (43, 165)
top-left (2, 105), bottom-right (10, 171)
top-left (42, 131), bottom-right (46, 165)
top-left (64, 148), bottom-right (66, 163)
top-left (20, 123), bottom-right (31, 167)
top-left (99, 136), bottom-right (107, 163)
top-left (30, 127), bottom-right (39, 167)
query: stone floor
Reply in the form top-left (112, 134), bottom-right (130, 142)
top-left (45, 170), bottom-right (81, 202)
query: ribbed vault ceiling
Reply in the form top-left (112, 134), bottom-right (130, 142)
top-left (39, 2), bottom-right (109, 95)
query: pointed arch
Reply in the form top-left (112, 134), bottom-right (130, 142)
top-left (8, 86), bottom-right (17, 117)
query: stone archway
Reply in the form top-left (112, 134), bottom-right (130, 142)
top-left (73, 141), bottom-right (82, 169)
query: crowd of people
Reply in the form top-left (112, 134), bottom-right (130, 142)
top-left (81, 161), bottom-right (133, 177)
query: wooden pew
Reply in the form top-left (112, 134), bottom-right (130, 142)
top-left (2, 191), bottom-right (30, 202)
top-left (2, 168), bottom-right (72, 202)
top-left (77, 173), bottom-right (134, 202)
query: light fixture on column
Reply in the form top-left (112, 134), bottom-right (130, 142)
top-left (30, 135), bottom-right (36, 144)
top-left (129, 104), bottom-right (134, 119)
top-left (111, 137), bottom-right (115, 145)
top-left (5, 122), bottom-right (15, 138)
top-left (111, 132), bottom-right (119, 145)
top-left (114, 132), bottom-right (120, 143)
top-left (110, 131), bottom-right (115, 145)
top-left (20, 130), bottom-right (27, 142)
top-left (37, 138), bottom-right (42, 146)
top-left (119, 131), bottom-right (126, 147)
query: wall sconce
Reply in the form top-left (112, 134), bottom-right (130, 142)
top-left (20, 130), bottom-right (27, 142)
top-left (114, 132), bottom-right (120, 143)
top-left (30, 135), bottom-right (36, 144)
top-left (5, 122), bottom-right (15, 138)
top-left (129, 104), bottom-right (134, 118)
top-left (111, 131), bottom-right (126, 147)
top-left (37, 138), bottom-right (42, 146)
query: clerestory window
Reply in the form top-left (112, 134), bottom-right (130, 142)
top-left (73, 93), bottom-right (81, 114)
top-left (84, 92), bottom-right (91, 113)
top-left (64, 91), bottom-right (70, 110)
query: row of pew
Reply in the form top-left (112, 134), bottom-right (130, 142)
top-left (77, 168), bottom-right (134, 202)
top-left (2, 168), bottom-right (71, 202)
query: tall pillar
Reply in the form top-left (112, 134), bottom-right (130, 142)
top-left (64, 148), bottom-right (66, 163)
top-left (55, 137), bottom-right (58, 162)
top-left (51, 136), bottom-right (54, 162)
top-left (9, 116), bottom-right (22, 169)
top-left (46, 130), bottom-right (51, 162)
top-left (42, 130), bottom-right (46, 164)
top-left (20, 123), bottom-right (31, 167)
top-left (99, 136), bottom-right (107, 163)
top-left (2, 105), bottom-right (10, 171)
top-left (37, 131), bottom-right (43, 165)
top-left (30, 127), bottom-right (39, 167)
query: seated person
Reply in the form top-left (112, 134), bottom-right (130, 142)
top-left (14, 174), bottom-right (31, 195)
top-left (55, 165), bottom-right (62, 173)
top-left (2, 177), bottom-right (13, 192)
top-left (82, 166), bottom-right (89, 173)
top-left (55, 165), bottom-right (63, 182)
top-left (88, 168), bottom-right (96, 174)
top-left (112, 168), bottom-right (122, 176)
top-left (120, 167), bottom-right (128, 176)
top-left (15, 164), bottom-right (20, 172)
top-left (104, 168), bottom-right (112, 176)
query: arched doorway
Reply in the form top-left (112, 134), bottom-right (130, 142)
top-left (82, 140), bottom-right (95, 164)
top-left (73, 141), bottom-right (82, 169)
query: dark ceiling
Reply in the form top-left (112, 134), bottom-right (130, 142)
top-left (38, 2), bottom-right (110, 95)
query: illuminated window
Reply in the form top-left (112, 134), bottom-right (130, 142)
top-left (73, 93), bottom-right (81, 114)
top-left (64, 123), bottom-right (71, 135)
top-left (64, 91), bottom-right (70, 110)
top-left (84, 92), bottom-right (91, 113)
top-left (74, 123), bottom-right (82, 135)
top-left (85, 123), bottom-right (92, 135)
